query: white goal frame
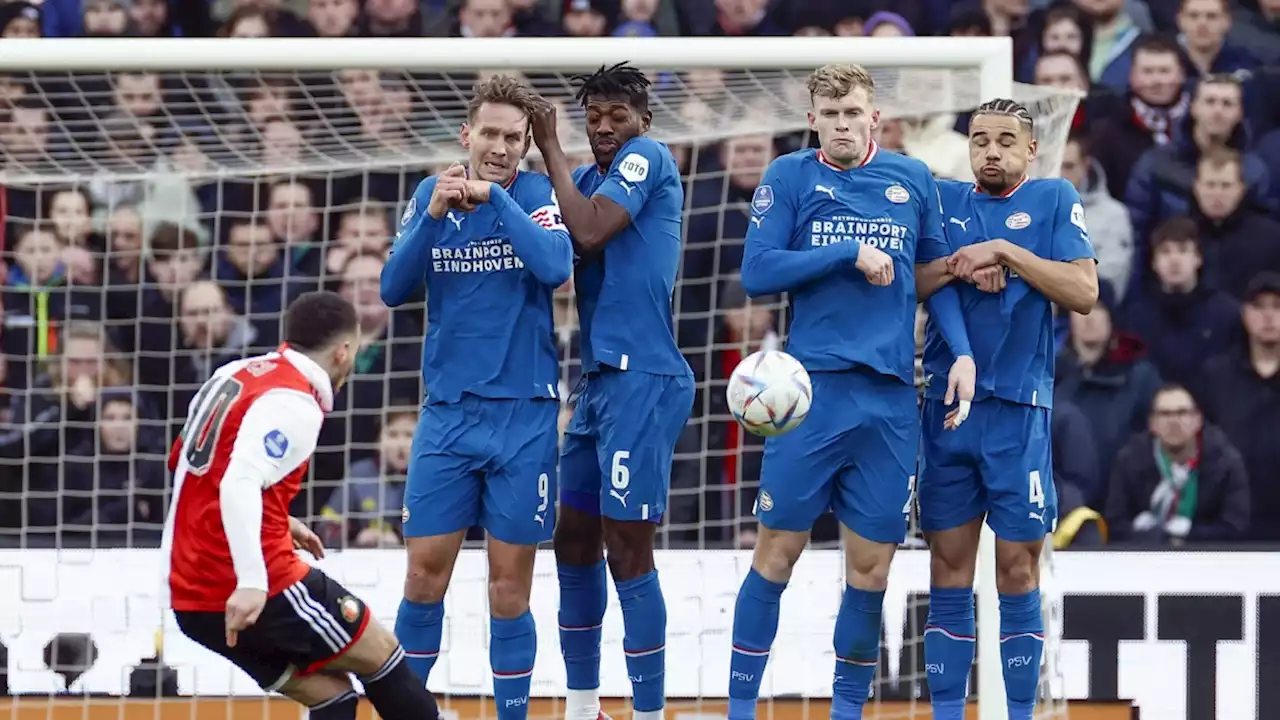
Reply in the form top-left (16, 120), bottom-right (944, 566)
top-left (0, 35), bottom-right (1020, 720)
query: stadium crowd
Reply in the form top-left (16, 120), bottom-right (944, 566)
top-left (0, 0), bottom-right (1278, 552)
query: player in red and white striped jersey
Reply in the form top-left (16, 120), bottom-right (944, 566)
top-left (162, 291), bottom-right (439, 720)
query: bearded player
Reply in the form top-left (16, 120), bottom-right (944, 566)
top-left (381, 75), bottom-right (573, 719)
top-left (163, 291), bottom-right (440, 720)
top-left (916, 99), bottom-right (1098, 720)
top-left (530, 62), bottom-right (695, 720)
top-left (726, 64), bottom-right (977, 720)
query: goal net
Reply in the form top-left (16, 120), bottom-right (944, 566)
top-left (0, 37), bottom-right (1080, 720)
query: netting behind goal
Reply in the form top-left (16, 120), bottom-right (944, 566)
top-left (0, 60), bottom-right (1078, 720)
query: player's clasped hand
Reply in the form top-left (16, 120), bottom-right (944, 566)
top-left (224, 587), bottom-right (267, 648)
top-left (970, 265), bottom-right (1007, 293)
top-left (946, 240), bottom-right (1003, 281)
top-left (854, 243), bottom-right (894, 286)
top-left (943, 355), bottom-right (976, 430)
top-left (428, 163), bottom-right (474, 218)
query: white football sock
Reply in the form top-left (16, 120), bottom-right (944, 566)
top-left (633, 710), bottom-right (664, 720)
top-left (565, 688), bottom-right (601, 720)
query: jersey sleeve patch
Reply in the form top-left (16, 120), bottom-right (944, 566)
top-left (752, 185), bottom-right (774, 214)
top-left (263, 429), bottom-right (290, 459)
top-left (618, 152), bottom-right (650, 183)
top-left (530, 204), bottom-right (567, 231)
top-left (401, 197), bottom-right (417, 226)
top-left (1070, 202), bottom-right (1088, 233)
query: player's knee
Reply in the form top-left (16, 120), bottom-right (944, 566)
top-left (487, 542), bottom-right (536, 618)
top-left (994, 540), bottom-right (1041, 594)
top-left (554, 506), bottom-right (604, 566)
top-left (341, 619), bottom-right (404, 677)
top-left (278, 671), bottom-right (355, 706)
top-left (845, 544), bottom-right (893, 591)
top-left (403, 536), bottom-right (462, 603)
top-left (750, 526), bottom-right (807, 584)
top-left (602, 519), bottom-right (656, 581)
top-left (924, 521), bottom-right (983, 588)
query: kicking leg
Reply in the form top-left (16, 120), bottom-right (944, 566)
top-left (727, 525), bottom-right (807, 720)
top-left (488, 537), bottom-right (540, 720)
top-left (995, 537), bottom-right (1045, 720)
top-left (327, 617), bottom-right (441, 720)
top-left (923, 519), bottom-right (982, 720)
top-left (278, 673), bottom-right (361, 720)
top-left (555, 503), bottom-right (608, 720)
top-left (831, 526), bottom-right (897, 720)
top-left (602, 517), bottom-right (665, 720)
top-left (397, 531), bottom-right (466, 683)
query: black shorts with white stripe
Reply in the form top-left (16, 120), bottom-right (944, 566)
top-left (175, 567), bottom-right (371, 690)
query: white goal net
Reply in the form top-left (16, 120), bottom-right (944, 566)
top-left (0, 38), bottom-right (1079, 720)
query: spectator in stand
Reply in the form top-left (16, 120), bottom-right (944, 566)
top-left (264, 180), bottom-right (325, 278)
top-left (865, 12), bottom-right (914, 36)
top-left (1192, 148), bottom-right (1280, 299)
top-left (1074, 0), bottom-right (1151, 91)
top-left (1020, 3), bottom-right (1094, 84)
top-left (1200, 272), bottom-right (1280, 541)
top-left (1089, 35), bottom-right (1188, 200)
top-left (1051, 398), bottom-right (1106, 546)
top-left (0, 322), bottom-right (130, 536)
top-left (308, 0), bottom-right (360, 36)
top-left (1125, 75), bottom-right (1271, 288)
top-left (0, 2), bottom-right (40, 38)
top-left (59, 388), bottom-right (166, 548)
top-left (1056, 281), bottom-right (1163, 491)
top-left (708, 0), bottom-right (787, 36)
top-left (1061, 129), bottom-right (1135, 303)
top-left (213, 216), bottom-right (310, 321)
top-left (129, 0), bottom-right (180, 37)
top-left (121, 222), bottom-right (206, 359)
top-left (1, 98), bottom-right (53, 172)
top-left (1120, 216), bottom-right (1239, 395)
top-left (1176, 0), bottom-right (1259, 78)
top-left (2, 224), bottom-right (102, 391)
top-left (326, 204), bottom-right (393, 277)
top-left (1229, 0), bottom-right (1280, 64)
top-left (1105, 384), bottom-right (1250, 545)
top-left (316, 406), bottom-right (416, 548)
top-left (364, 0), bottom-right (427, 35)
top-left (439, 0), bottom-right (512, 36)
top-left (81, 0), bottom-right (129, 36)
top-left (562, 0), bottom-right (613, 36)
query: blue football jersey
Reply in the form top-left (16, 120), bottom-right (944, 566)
top-left (923, 177), bottom-right (1097, 408)
top-left (380, 171), bottom-right (574, 404)
top-left (741, 144), bottom-right (950, 385)
top-left (571, 135), bottom-right (689, 376)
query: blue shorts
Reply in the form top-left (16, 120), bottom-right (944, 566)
top-left (402, 396), bottom-right (560, 545)
top-left (560, 369), bottom-right (694, 522)
top-left (755, 369), bottom-right (918, 543)
top-left (918, 397), bottom-right (1057, 542)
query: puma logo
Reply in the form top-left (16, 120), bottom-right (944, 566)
top-left (750, 216), bottom-right (763, 228)
top-left (618, 181), bottom-right (634, 195)
top-left (815, 184), bottom-right (835, 200)
top-left (446, 211), bottom-right (464, 231)
top-left (949, 217), bottom-right (970, 232)
top-left (1029, 511), bottom-right (1044, 523)
top-left (610, 489), bottom-right (630, 507)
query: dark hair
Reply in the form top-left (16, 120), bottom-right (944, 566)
top-left (972, 98), bottom-right (1035, 133)
top-left (1131, 33), bottom-right (1182, 60)
top-left (1038, 3), bottom-right (1094, 63)
top-left (572, 62), bottom-right (651, 111)
top-left (1066, 126), bottom-right (1088, 155)
top-left (149, 222), bottom-right (200, 259)
top-left (283, 291), bottom-right (358, 352)
top-left (1150, 215), bottom-right (1199, 250)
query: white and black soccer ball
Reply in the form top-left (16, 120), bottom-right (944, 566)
top-left (726, 350), bottom-right (813, 437)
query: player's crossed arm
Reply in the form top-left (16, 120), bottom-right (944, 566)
top-left (382, 174), bottom-right (454, 307)
top-left (488, 178), bottom-right (574, 287)
top-left (740, 158), bottom-right (890, 296)
top-left (948, 180), bottom-right (1099, 313)
top-left (529, 102), bottom-right (634, 256)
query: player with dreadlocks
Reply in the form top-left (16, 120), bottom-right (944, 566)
top-left (531, 63), bottom-right (694, 720)
top-left (915, 98), bottom-right (1099, 720)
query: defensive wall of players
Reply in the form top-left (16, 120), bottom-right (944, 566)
top-left (4, 549), bottom-right (1278, 720)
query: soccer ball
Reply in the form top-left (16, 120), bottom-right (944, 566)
top-left (726, 350), bottom-right (813, 437)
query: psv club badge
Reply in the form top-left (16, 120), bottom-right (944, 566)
top-left (339, 596), bottom-right (362, 623)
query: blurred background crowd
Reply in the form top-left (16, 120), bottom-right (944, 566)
top-left (0, 0), bottom-right (1278, 553)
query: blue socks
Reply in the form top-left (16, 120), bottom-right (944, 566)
top-left (491, 612), bottom-right (537, 720)
top-left (616, 570), bottom-right (667, 713)
top-left (557, 560), bottom-right (608, 691)
top-left (831, 586), bottom-right (884, 720)
top-left (924, 587), bottom-right (976, 720)
top-left (727, 569), bottom-right (786, 720)
top-left (395, 598), bottom-right (444, 686)
top-left (1000, 589), bottom-right (1045, 720)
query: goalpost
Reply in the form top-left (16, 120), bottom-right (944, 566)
top-left (0, 36), bottom-right (1079, 720)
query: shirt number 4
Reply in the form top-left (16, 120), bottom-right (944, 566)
top-left (1028, 470), bottom-right (1047, 523)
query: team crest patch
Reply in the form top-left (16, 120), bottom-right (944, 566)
top-left (263, 429), bottom-right (289, 459)
top-left (338, 596), bottom-right (362, 623)
top-left (752, 185), bottom-right (774, 214)
top-left (401, 197), bottom-right (416, 226)
top-left (1070, 202), bottom-right (1088, 232)
top-left (885, 185), bottom-right (910, 204)
top-left (1006, 211), bottom-right (1032, 230)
